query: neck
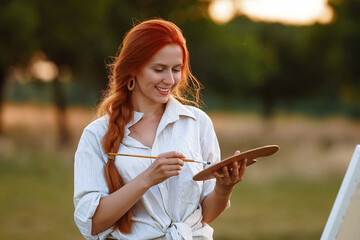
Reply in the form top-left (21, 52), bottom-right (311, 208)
top-left (131, 97), bottom-right (167, 117)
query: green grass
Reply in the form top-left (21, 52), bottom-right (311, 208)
top-left (0, 148), bottom-right (82, 239)
top-left (212, 177), bottom-right (341, 239)
top-left (0, 145), bottom-right (342, 239)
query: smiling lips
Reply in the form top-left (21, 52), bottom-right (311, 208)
top-left (155, 86), bottom-right (171, 95)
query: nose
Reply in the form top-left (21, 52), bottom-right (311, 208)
top-left (163, 70), bottom-right (175, 85)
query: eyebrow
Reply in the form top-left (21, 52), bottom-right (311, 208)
top-left (152, 63), bottom-right (183, 68)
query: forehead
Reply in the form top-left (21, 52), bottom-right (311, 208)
top-left (149, 44), bottom-right (183, 65)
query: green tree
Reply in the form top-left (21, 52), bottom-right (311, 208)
top-left (33, 0), bottom-right (117, 144)
top-left (326, 0), bottom-right (360, 115)
top-left (0, 0), bottom-right (38, 133)
top-left (298, 0), bottom-right (360, 117)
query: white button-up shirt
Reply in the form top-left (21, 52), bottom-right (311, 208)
top-left (74, 97), bottom-right (221, 240)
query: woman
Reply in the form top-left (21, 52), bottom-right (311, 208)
top-left (74, 19), bottom-right (247, 240)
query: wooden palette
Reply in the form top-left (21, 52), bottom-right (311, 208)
top-left (192, 145), bottom-right (279, 181)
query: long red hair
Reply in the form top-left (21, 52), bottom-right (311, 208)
top-left (97, 18), bottom-right (201, 233)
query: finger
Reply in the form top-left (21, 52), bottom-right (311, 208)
top-left (231, 150), bottom-right (241, 180)
top-left (213, 171), bottom-right (225, 184)
top-left (230, 161), bottom-right (239, 181)
top-left (157, 157), bottom-right (184, 167)
top-left (169, 170), bottom-right (182, 176)
top-left (158, 151), bottom-right (186, 159)
top-left (169, 158), bottom-right (184, 166)
top-left (240, 158), bottom-right (247, 169)
top-left (237, 158), bottom-right (247, 168)
top-left (159, 169), bottom-right (182, 180)
top-left (163, 163), bottom-right (183, 170)
top-left (237, 158), bottom-right (247, 181)
top-left (174, 164), bottom-right (183, 171)
top-left (160, 162), bottom-right (183, 171)
top-left (156, 165), bottom-right (183, 181)
top-left (222, 166), bottom-right (235, 185)
top-left (222, 165), bottom-right (230, 180)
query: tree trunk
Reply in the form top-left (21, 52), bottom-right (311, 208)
top-left (0, 67), bottom-right (5, 135)
top-left (53, 78), bottom-right (69, 146)
top-left (260, 88), bottom-right (275, 119)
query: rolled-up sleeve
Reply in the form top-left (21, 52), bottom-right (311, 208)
top-left (74, 128), bottom-right (113, 239)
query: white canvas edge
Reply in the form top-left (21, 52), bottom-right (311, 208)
top-left (320, 145), bottom-right (360, 240)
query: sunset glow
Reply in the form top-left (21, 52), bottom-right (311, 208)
top-left (209, 0), bottom-right (334, 25)
top-left (208, 0), bottom-right (236, 24)
top-left (29, 52), bottom-right (59, 82)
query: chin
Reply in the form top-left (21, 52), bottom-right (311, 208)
top-left (159, 98), bottom-right (170, 104)
top-left (156, 95), bottom-right (170, 104)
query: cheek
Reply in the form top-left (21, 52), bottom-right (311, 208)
top-left (137, 70), bottom-right (158, 86)
top-left (174, 73), bottom-right (182, 85)
top-left (147, 70), bottom-right (164, 81)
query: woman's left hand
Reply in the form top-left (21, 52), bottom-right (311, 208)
top-left (212, 150), bottom-right (247, 194)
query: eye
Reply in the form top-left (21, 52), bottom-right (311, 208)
top-left (154, 68), bottom-right (163, 73)
top-left (172, 68), bottom-right (181, 73)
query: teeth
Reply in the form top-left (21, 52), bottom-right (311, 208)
top-left (156, 87), bottom-right (170, 92)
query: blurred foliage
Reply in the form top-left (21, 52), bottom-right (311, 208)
top-left (1, 0), bottom-right (360, 119)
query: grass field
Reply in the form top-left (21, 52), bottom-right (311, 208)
top-left (1, 103), bottom-right (359, 239)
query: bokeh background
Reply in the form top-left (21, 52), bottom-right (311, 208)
top-left (1, 0), bottom-right (360, 239)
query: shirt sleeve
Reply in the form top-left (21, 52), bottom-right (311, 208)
top-left (73, 128), bottom-right (113, 240)
top-left (199, 113), bottom-right (221, 203)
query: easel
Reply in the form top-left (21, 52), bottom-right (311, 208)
top-left (321, 145), bottom-right (360, 240)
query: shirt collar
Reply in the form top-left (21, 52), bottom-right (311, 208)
top-left (123, 97), bottom-right (196, 137)
top-left (163, 97), bottom-right (196, 123)
top-left (124, 111), bottom-right (144, 136)
top-left (153, 97), bottom-right (196, 138)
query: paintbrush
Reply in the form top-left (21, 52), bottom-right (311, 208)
top-left (108, 153), bottom-right (211, 165)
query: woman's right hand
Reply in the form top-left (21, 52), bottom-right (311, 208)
top-left (91, 151), bottom-right (184, 234)
top-left (141, 151), bottom-right (185, 187)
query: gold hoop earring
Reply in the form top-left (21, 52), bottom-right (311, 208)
top-left (127, 77), bottom-right (135, 91)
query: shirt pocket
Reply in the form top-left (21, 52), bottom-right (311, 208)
top-left (179, 154), bottom-right (204, 204)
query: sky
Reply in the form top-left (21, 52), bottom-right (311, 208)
top-left (208, 0), bottom-right (334, 25)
